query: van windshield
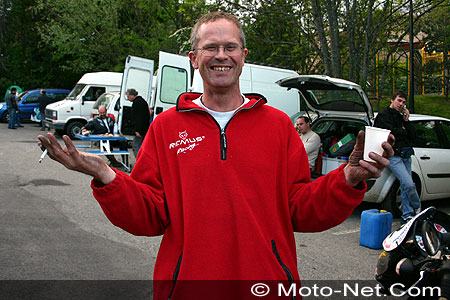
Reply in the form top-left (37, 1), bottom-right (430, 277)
top-left (67, 84), bottom-right (86, 100)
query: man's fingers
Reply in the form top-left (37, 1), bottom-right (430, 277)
top-left (387, 133), bottom-right (395, 146)
top-left (354, 130), bottom-right (365, 151)
top-left (369, 152), bottom-right (390, 168)
top-left (62, 135), bottom-right (78, 153)
top-left (381, 134), bottom-right (395, 159)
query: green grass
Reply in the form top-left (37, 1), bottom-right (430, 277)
top-left (370, 94), bottom-right (450, 119)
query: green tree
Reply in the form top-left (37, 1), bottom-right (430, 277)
top-left (0, 0), bottom-right (74, 92)
top-left (422, 2), bottom-right (450, 100)
top-left (33, 0), bottom-right (124, 73)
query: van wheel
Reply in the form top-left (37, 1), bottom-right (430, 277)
top-left (381, 181), bottom-right (402, 217)
top-left (2, 111), bottom-right (9, 123)
top-left (66, 121), bottom-right (83, 139)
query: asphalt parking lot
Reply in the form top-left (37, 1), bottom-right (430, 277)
top-left (1, 122), bottom-right (449, 299)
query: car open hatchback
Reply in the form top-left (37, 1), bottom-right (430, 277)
top-left (277, 75), bottom-right (450, 217)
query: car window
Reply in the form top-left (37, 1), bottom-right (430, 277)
top-left (54, 93), bottom-right (68, 101)
top-left (93, 93), bottom-right (115, 109)
top-left (22, 94), bottom-right (40, 104)
top-left (114, 98), bottom-right (120, 111)
top-left (17, 91), bottom-right (28, 100)
top-left (47, 92), bottom-right (66, 103)
top-left (411, 121), bottom-right (440, 148)
top-left (439, 120), bottom-right (450, 149)
top-left (303, 89), bottom-right (366, 112)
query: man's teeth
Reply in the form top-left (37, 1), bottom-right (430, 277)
top-left (213, 67), bottom-right (231, 71)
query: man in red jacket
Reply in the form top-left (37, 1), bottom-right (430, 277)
top-left (38, 11), bottom-right (394, 300)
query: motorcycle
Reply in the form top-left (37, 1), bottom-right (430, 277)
top-left (375, 206), bottom-right (450, 299)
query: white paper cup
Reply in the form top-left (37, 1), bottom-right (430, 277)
top-left (364, 126), bottom-right (390, 162)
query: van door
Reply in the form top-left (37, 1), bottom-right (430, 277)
top-left (153, 51), bottom-right (192, 117)
top-left (119, 55), bottom-right (155, 135)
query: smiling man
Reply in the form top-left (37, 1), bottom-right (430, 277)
top-left (37, 11), bottom-right (394, 300)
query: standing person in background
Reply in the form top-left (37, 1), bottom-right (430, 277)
top-left (6, 88), bottom-right (18, 129)
top-left (38, 89), bottom-right (50, 131)
top-left (295, 116), bottom-right (321, 171)
top-left (12, 89), bottom-right (23, 128)
top-left (374, 91), bottom-right (421, 224)
top-left (125, 88), bottom-right (150, 157)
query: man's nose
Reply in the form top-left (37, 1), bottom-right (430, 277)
top-left (215, 47), bottom-right (229, 59)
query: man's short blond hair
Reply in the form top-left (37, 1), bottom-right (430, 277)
top-left (190, 11), bottom-right (246, 51)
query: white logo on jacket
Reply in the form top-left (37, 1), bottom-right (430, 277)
top-left (169, 131), bottom-right (205, 155)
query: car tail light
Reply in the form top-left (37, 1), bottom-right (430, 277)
top-left (108, 114), bottom-right (115, 121)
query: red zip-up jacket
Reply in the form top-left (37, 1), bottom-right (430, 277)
top-left (92, 93), bottom-right (366, 299)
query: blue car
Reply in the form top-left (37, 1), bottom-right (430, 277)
top-left (0, 89), bottom-right (70, 122)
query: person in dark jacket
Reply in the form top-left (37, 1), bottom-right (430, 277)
top-left (374, 91), bottom-right (421, 224)
top-left (125, 88), bottom-right (150, 156)
top-left (6, 88), bottom-right (18, 129)
top-left (81, 105), bottom-right (127, 168)
top-left (38, 89), bottom-right (51, 131)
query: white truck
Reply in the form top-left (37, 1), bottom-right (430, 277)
top-left (44, 72), bottom-right (122, 139)
top-left (117, 52), bottom-right (300, 137)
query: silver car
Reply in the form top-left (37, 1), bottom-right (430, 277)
top-left (364, 114), bottom-right (450, 216)
top-left (277, 75), bottom-right (450, 217)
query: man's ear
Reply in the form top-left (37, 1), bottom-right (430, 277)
top-left (188, 51), bottom-right (199, 69)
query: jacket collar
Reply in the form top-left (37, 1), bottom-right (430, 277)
top-left (386, 106), bottom-right (401, 116)
top-left (176, 92), bottom-right (267, 112)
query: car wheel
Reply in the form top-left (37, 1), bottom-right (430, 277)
top-left (381, 181), bottom-right (402, 217)
top-left (381, 177), bottom-right (422, 218)
top-left (66, 121), bottom-right (83, 139)
top-left (2, 111), bottom-right (9, 123)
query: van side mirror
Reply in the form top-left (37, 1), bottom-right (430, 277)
top-left (82, 96), bottom-right (86, 105)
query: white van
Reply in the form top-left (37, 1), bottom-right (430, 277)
top-left (117, 52), bottom-right (300, 138)
top-left (190, 63), bottom-right (300, 116)
top-left (44, 72), bottom-right (122, 139)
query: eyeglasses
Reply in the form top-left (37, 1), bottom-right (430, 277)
top-left (195, 45), bottom-right (243, 57)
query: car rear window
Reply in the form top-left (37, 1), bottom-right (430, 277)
top-left (303, 89), bottom-right (367, 112)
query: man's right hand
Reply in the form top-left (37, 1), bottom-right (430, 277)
top-left (403, 107), bottom-right (410, 121)
top-left (37, 133), bottom-right (116, 185)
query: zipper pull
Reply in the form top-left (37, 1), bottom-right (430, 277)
top-left (221, 129), bottom-right (227, 160)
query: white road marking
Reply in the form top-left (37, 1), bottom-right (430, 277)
top-left (333, 229), bottom-right (360, 235)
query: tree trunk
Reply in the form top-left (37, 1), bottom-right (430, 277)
top-left (361, 0), bottom-right (375, 89)
top-left (345, 0), bottom-right (356, 82)
top-left (444, 48), bottom-right (449, 101)
top-left (311, 0), bottom-right (332, 76)
top-left (377, 52), bottom-right (392, 112)
top-left (325, 0), bottom-right (341, 78)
